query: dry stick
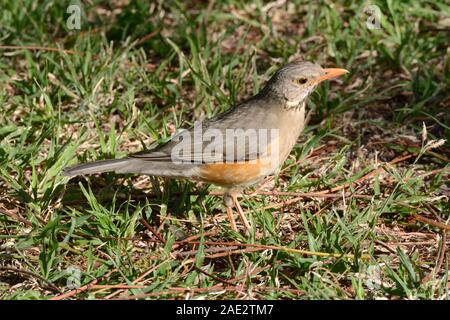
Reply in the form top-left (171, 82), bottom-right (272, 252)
top-left (413, 215), bottom-right (450, 232)
top-left (192, 265), bottom-right (236, 286)
top-left (50, 269), bottom-right (116, 300)
top-left (139, 218), bottom-right (166, 244)
top-left (418, 167), bottom-right (450, 179)
top-left (0, 208), bottom-right (33, 227)
top-left (92, 285), bottom-right (147, 290)
top-left (395, 201), bottom-right (449, 230)
top-left (172, 230), bottom-right (219, 250)
top-left (435, 231), bottom-right (447, 276)
top-left (374, 240), bottom-right (397, 255)
top-left (136, 29), bottom-right (161, 45)
top-left (0, 267), bottom-right (60, 293)
top-left (49, 280), bottom-right (99, 300)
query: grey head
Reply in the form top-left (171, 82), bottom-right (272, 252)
top-left (262, 61), bottom-right (348, 106)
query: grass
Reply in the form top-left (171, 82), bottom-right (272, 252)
top-left (0, 0), bottom-right (449, 300)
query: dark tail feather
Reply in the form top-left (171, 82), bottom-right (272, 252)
top-left (63, 158), bottom-right (132, 177)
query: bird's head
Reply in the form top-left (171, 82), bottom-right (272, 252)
top-left (264, 61), bottom-right (348, 107)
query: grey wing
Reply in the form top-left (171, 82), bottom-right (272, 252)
top-left (131, 99), bottom-right (276, 164)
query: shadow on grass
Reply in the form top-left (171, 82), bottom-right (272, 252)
top-left (61, 174), bottom-right (212, 225)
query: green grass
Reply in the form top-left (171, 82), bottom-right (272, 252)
top-left (0, 0), bottom-right (449, 300)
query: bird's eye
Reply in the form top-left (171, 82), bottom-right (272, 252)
top-left (297, 77), bottom-right (308, 85)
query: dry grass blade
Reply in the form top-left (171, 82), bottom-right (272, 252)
top-left (0, 45), bottom-right (78, 55)
top-left (176, 240), bottom-right (371, 260)
top-left (0, 207), bottom-right (32, 227)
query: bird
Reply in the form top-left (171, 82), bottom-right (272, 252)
top-left (63, 60), bottom-right (348, 233)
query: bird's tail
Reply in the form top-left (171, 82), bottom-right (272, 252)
top-left (62, 158), bottom-right (133, 177)
top-left (63, 158), bottom-right (195, 178)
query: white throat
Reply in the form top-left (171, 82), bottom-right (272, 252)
top-left (286, 99), bottom-right (303, 107)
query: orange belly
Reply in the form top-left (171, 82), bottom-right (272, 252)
top-left (197, 162), bottom-right (264, 187)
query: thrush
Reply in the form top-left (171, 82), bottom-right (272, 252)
top-left (63, 60), bottom-right (348, 232)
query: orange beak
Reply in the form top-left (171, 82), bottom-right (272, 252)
top-left (315, 68), bottom-right (349, 82)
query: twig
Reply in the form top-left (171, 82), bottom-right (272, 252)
top-left (434, 231), bottom-right (447, 276)
top-left (0, 267), bottom-right (60, 293)
top-left (0, 207), bottom-right (33, 227)
top-left (139, 218), bottom-right (166, 244)
top-left (413, 214), bottom-right (450, 231)
top-left (192, 266), bottom-right (236, 286)
top-left (50, 269), bottom-right (116, 300)
top-left (49, 280), bottom-right (98, 300)
top-left (136, 29), bottom-right (161, 45)
top-left (92, 285), bottom-right (147, 290)
top-left (374, 240), bottom-right (397, 255)
top-left (418, 167), bottom-right (450, 179)
top-left (172, 230), bottom-right (219, 250)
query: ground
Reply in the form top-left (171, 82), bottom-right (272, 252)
top-left (0, 0), bottom-right (449, 299)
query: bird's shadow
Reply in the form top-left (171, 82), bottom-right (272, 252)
top-left (61, 174), bottom-right (212, 227)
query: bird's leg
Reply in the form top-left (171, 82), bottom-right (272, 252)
top-left (223, 193), bottom-right (237, 232)
top-left (232, 193), bottom-right (251, 233)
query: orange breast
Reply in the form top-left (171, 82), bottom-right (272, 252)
top-left (197, 162), bottom-right (264, 187)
